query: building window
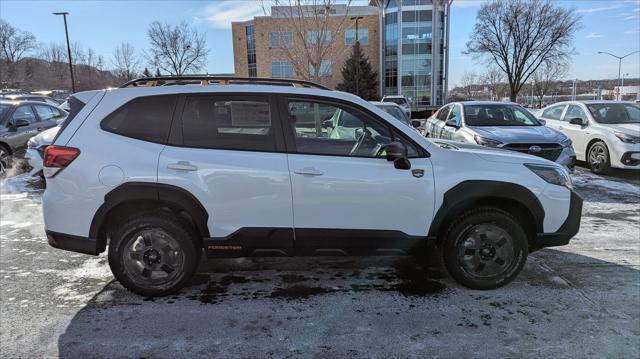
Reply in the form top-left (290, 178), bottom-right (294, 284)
top-left (307, 31), bottom-right (331, 45)
top-left (271, 61), bottom-right (294, 78)
top-left (269, 32), bottom-right (293, 48)
top-left (344, 28), bottom-right (368, 45)
top-left (309, 60), bottom-right (331, 77)
top-left (246, 25), bottom-right (257, 77)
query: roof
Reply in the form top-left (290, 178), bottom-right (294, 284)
top-left (456, 100), bottom-right (519, 106)
top-left (370, 101), bottom-right (402, 108)
top-left (0, 99), bottom-right (51, 106)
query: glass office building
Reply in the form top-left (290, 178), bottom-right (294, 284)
top-left (380, 0), bottom-right (451, 107)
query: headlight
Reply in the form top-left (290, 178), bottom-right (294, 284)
top-left (474, 135), bottom-right (503, 147)
top-left (614, 132), bottom-right (640, 144)
top-left (561, 137), bottom-right (572, 147)
top-left (524, 163), bottom-right (572, 188)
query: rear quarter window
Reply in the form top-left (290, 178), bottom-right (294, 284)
top-left (101, 95), bottom-right (177, 143)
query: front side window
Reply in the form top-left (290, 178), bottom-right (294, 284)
top-left (182, 96), bottom-right (276, 151)
top-left (378, 106), bottom-right (410, 126)
top-left (101, 95), bottom-right (177, 143)
top-left (587, 103), bottom-right (640, 124)
top-left (542, 104), bottom-right (566, 121)
top-left (436, 105), bottom-right (451, 122)
top-left (307, 31), bottom-right (331, 45)
top-left (34, 105), bottom-right (60, 121)
top-left (464, 105), bottom-right (541, 126)
top-left (447, 105), bottom-right (461, 123)
top-left (344, 28), bottom-right (369, 45)
top-left (563, 105), bottom-right (587, 122)
top-left (287, 99), bottom-right (418, 157)
top-left (271, 61), bottom-right (294, 78)
top-left (269, 32), bottom-right (293, 48)
top-left (384, 97), bottom-right (407, 105)
top-left (12, 105), bottom-right (37, 124)
top-left (309, 60), bottom-right (331, 77)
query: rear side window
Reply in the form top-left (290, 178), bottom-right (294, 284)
top-left (542, 105), bottom-right (565, 120)
top-left (181, 96), bottom-right (276, 151)
top-left (437, 105), bottom-right (451, 121)
top-left (101, 95), bottom-right (177, 143)
top-left (34, 105), bottom-right (61, 121)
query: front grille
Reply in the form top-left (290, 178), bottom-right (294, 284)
top-left (503, 143), bottom-right (562, 161)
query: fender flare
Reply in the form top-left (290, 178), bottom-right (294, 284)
top-left (89, 182), bottom-right (210, 240)
top-left (428, 180), bottom-right (545, 238)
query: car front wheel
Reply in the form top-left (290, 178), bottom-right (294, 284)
top-left (588, 141), bottom-right (610, 174)
top-left (0, 146), bottom-right (10, 176)
top-left (108, 212), bottom-right (201, 297)
top-left (442, 207), bottom-right (528, 290)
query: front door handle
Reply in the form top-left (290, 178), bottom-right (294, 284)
top-left (167, 161), bottom-right (198, 171)
top-left (294, 167), bottom-right (324, 176)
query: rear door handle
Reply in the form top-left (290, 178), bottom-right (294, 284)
top-left (294, 167), bottom-right (324, 176)
top-left (167, 161), bottom-right (198, 171)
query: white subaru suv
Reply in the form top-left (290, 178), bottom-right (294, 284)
top-left (42, 76), bottom-right (582, 297)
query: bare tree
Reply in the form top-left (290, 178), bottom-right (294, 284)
top-left (481, 66), bottom-right (505, 100)
top-left (531, 62), bottom-right (567, 107)
top-left (459, 71), bottom-right (477, 99)
top-left (112, 42), bottom-right (140, 80)
top-left (464, 0), bottom-right (581, 101)
top-left (0, 19), bottom-right (36, 63)
top-left (259, 0), bottom-right (353, 85)
top-left (147, 21), bottom-right (208, 75)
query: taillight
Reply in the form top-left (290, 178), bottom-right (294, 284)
top-left (43, 145), bottom-right (80, 178)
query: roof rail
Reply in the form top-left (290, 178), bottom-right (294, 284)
top-left (119, 76), bottom-right (332, 90)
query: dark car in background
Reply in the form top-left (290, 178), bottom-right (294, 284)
top-left (0, 94), bottom-right (63, 106)
top-left (0, 100), bottom-right (67, 175)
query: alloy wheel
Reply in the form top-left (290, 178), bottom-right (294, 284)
top-left (0, 148), bottom-right (9, 176)
top-left (457, 223), bottom-right (515, 279)
top-left (589, 145), bottom-right (606, 172)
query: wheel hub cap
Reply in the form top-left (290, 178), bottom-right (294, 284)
top-left (143, 249), bottom-right (162, 265)
top-left (458, 223), bottom-right (515, 279)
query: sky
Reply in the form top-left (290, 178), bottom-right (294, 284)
top-left (1, 0), bottom-right (639, 87)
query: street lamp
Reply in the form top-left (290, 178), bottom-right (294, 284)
top-left (597, 50), bottom-right (639, 101)
top-left (53, 12), bottom-right (76, 93)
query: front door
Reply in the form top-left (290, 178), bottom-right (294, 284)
top-left (158, 94), bottom-right (294, 256)
top-left (282, 96), bottom-right (434, 255)
top-left (7, 105), bottom-right (41, 154)
top-left (561, 104), bottom-right (589, 159)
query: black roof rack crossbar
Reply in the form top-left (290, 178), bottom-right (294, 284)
top-left (119, 76), bottom-right (332, 90)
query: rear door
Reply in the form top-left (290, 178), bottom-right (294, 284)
top-left (158, 93), bottom-right (294, 255)
top-left (540, 104), bottom-right (567, 132)
top-left (443, 104), bottom-right (462, 140)
top-left (281, 95), bottom-right (434, 255)
top-left (432, 105), bottom-right (451, 139)
top-left (33, 104), bottom-right (63, 130)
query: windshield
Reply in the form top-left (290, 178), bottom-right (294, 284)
top-left (464, 104), bottom-right (541, 126)
top-left (377, 105), bottom-right (410, 126)
top-left (383, 97), bottom-right (407, 105)
top-left (587, 103), bottom-right (640, 124)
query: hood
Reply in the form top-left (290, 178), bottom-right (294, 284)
top-left (469, 125), bottom-right (566, 144)
top-left (430, 138), bottom-right (557, 165)
top-left (32, 126), bottom-right (60, 146)
top-left (604, 123), bottom-right (640, 135)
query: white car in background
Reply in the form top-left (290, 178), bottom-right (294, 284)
top-left (381, 95), bottom-right (412, 118)
top-left (538, 101), bottom-right (640, 173)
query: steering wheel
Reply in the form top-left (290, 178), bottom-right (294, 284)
top-left (350, 128), bottom-right (370, 156)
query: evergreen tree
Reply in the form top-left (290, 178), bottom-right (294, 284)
top-left (155, 68), bottom-right (161, 77)
top-left (142, 67), bottom-right (152, 77)
top-left (336, 42), bottom-right (378, 100)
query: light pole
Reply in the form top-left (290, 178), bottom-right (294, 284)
top-left (350, 16), bottom-right (364, 97)
top-left (597, 50), bottom-right (639, 101)
top-left (53, 12), bottom-right (75, 93)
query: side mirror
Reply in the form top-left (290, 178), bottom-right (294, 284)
top-left (569, 117), bottom-right (585, 126)
top-left (411, 120), bottom-right (422, 128)
top-left (385, 141), bottom-right (411, 170)
top-left (445, 119), bottom-right (460, 129)
top-left (10, 119), bottom-right (30, 131)
top-left (538, 118), bottom-right (546, 125)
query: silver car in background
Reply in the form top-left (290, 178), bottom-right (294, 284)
top-left (426, 101), bottom-right (576, 169)
top-left (538, 101), bottom-right (640, 173)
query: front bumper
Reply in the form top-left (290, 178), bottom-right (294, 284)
top-left (533, 189), bottom-right (583, 251)
top-left (46, 230), bottom-right (103, 255)
top-left (609, 141), bottom-right (640, 169)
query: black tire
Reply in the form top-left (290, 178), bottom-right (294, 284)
top-left (108, 212), bottom-right (201, 297)
top-left (441, 207), bottom-right (528, 290)
top-left (587, 141), bottom-right (610, 174)
top-left (0, 144), bottom-right (11, 177)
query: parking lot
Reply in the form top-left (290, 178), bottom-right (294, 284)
top-left (0, 168), bottom-right (638, 358)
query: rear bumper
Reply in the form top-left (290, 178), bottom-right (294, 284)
top-left (533, 189), bottom-right (583, 250)
top-left (46, 230), bottom-right (102, 255)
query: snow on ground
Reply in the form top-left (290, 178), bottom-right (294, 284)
top-left (0, 168), bottom-right (639, 358)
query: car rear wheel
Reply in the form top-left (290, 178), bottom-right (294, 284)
top-left (0, 146), bottom-right (10, 176)
top-left (441, 207), bottom-right (528, 290)
top-left (588, 141), bottom-right (610, 174)
top-left (108, 212), bottom-right (201, 297)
